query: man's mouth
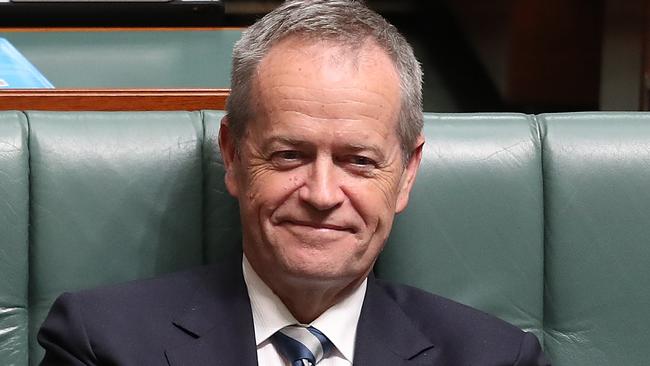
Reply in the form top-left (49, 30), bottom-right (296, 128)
top-left (286, 220), bottom-right (352, 232)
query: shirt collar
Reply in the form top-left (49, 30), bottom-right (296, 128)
top-left (242, 255), bottom-right (367, 362)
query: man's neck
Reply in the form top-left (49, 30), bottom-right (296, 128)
top-left (244, 255), bottom-right (369, 323)
top-left (271, 275), bottom-right (368, 323)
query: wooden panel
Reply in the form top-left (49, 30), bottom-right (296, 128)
top-left (0, 89), bottom-right (229, 111)
top-left (0, 27), bottom-right (242, 32)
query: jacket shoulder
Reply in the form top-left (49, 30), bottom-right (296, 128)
top-left (70, 264), bottom-right (215, 309)
top-left (373, 278), bottom-right (548, 365)
top-left (38, 263), bottom-right (237, 365)
top-left (375, 278), bottom-right (524, 332)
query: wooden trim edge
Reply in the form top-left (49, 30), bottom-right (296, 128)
top-left (0, 88), bottom-right (229, 111)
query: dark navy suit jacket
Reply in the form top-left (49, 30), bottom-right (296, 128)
top-left (38, 257), bottom-right (550, 365)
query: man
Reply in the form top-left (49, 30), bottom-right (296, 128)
top-left (38, 1), bottom-right (550, 365)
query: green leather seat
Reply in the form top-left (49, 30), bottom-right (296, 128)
top-left (2, 110), bottom-right (650, 365)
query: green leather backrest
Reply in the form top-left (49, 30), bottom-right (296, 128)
top-left (376, 113), bottom-right (545, 341)
top-left (27, 111), bottom-right (206, 363)
top-left (541, 113), bottom-right (650, 366)
top-left (0, 112), bottom-right (29, 366)
top-left (202, 110), bottom-right (242, 262)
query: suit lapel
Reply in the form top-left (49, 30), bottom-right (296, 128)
top-left (354, 276), bottom-right (439, 365)
top-left (165, 258), bottom-right (258, 366)
top-left (162, 262), bottom-right (440, 365)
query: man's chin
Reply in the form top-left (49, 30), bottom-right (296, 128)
top-left (279, 259), bottom-right (362, 286)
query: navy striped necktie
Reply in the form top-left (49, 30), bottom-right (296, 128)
top-left (271, 325), bottom-right (334, 366)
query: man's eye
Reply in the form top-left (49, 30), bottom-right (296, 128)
top-left (349, 155), bottom-right (376, 167)
top-left (275, 150), bottom-right (301, 160)
top-left (270, 150), bottom-right (304, 167)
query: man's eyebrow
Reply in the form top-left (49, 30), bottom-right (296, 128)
top-left (262, 137), bottom-right (387, 158)
top-left (340, 143), bottom-right (386, 158)
top-left (262, 136), bottom-right (312, 149)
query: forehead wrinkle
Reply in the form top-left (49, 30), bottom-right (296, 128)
top-left (277, 97), bottom-right (390, 109)
top-left (271, 110), bottom-right (381, 129)
top-left (264, 110), bottom-right (393, 140)
top-left (276, 107), bottom-right (385, 124)
top-left (263, 84), bottom-right (397, 107)
top-left (266, 88), bottom-right (396, 123)
top-left (277, 98), bottom-right (385, 113)
top-left (262, 135), bottom-right (313, 149)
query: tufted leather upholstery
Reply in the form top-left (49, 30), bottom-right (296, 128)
top-left (377, 113), bottom-right (544, 342)
top-left (1, 110), bottom-right (649, 365)
top-left (539, 113), bottom-right (650, 365)
top-left (0, 112), bottom-right (29, 366)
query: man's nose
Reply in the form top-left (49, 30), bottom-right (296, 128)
top-left (298, 157), bottom-right (345, 211)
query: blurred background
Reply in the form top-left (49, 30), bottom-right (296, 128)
top-left (1, 0), bottom-right (648, 113)
top-left (222, 0), bottom-right (648, 113)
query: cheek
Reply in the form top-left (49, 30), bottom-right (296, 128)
top-left (345, 179), bottom-right (399, 233)
top-left (242, 171), bottom-right (304, 213)
top-left (283, 174), bottom-right (304, 192)
top-left (357, 175), bottom-right (402, 211)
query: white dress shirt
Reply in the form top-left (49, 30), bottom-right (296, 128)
top-left (242, 256), bottom-right (367, 366)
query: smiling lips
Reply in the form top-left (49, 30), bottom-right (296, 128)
top-left (280, 219), bottom-right (355, 238)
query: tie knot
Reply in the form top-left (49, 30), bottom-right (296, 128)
top-left (271, 325), bottom-right (334, 366)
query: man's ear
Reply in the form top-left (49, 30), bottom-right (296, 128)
top-left (395, 134), bottom-right (424, 213)
top-left (218, 116), bottom-right (240, 198)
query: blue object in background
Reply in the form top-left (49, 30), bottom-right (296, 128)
top-left (0, 38), bottom-right (54, 88)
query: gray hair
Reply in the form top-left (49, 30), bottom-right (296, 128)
top-left (226, 0), bottom-right (423, 159)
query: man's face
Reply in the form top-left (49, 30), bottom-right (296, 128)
top-left (221, 37), bottom-right (422, 290)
